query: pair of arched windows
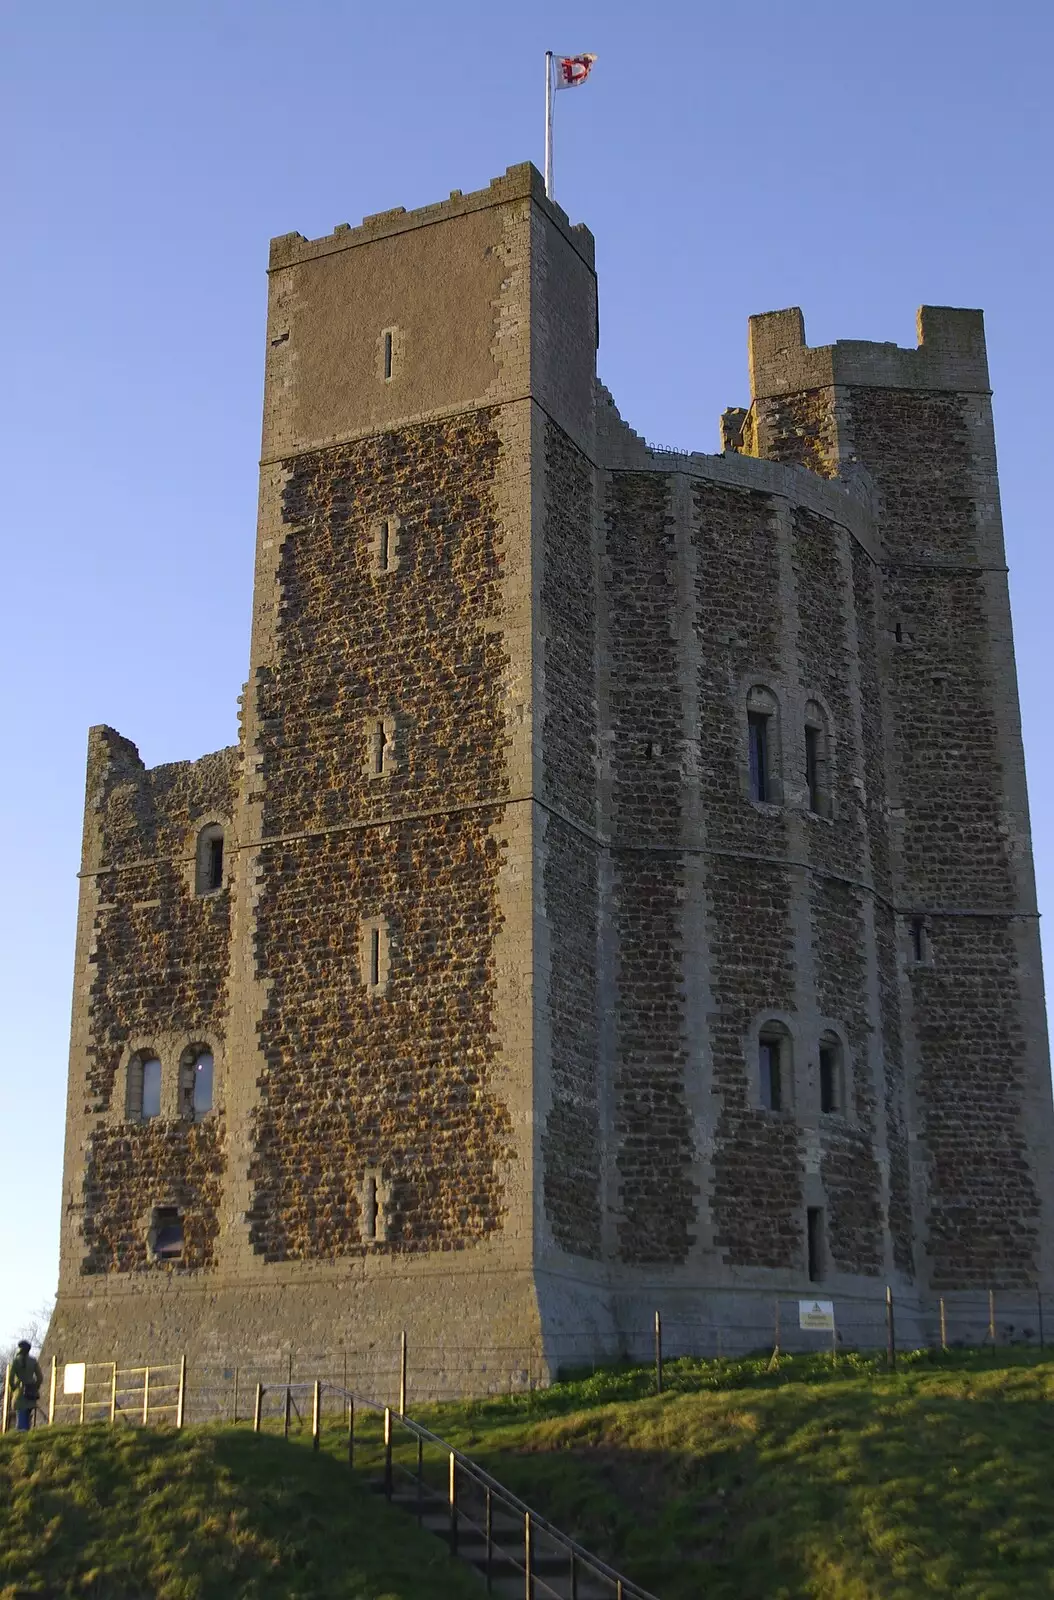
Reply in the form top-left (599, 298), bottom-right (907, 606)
top-left (757, 1025), bottom-right (846, 1115)
top-left (126, 1047), bottom-right (214, 1123)
top-left (746, 687), bottom-right (832, 818)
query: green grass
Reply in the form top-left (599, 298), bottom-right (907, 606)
top-left (5, 1349), bottom-right (1054, 1598)
top-left (0, 1422), bottom-right (483, 1599)
top-left (405, 1347), bottom-right (1054, 1599)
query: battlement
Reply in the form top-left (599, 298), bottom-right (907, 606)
top-left (749, 305), bottom-right (990, 399)
top-left (268, 161), bottom-right (596, 275)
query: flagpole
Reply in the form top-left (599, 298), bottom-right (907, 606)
top-left (544, 51), bottom-right (553, 197)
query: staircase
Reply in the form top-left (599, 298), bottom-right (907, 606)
top-left (250, 1379), bottom-right (660, 1598)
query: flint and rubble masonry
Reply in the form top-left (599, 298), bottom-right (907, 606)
top-left (47, 164), bottom-right (1054, 1385)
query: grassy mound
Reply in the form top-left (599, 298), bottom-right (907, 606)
top-left (410, 1347), bottom-right (1054, 1599)
top-left (0, 1423), bottom-right (483, 1599)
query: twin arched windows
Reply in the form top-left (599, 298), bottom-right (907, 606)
top-left (746, 687), bottom-right (832, 817)
top-left (126, 1047), bottom-right (214, 1123)
top-left (755, 1024), bottom-right (847, 1117)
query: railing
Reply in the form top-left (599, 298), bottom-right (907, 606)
top-left (247, 1377), bottom-right (659, 1599)
top-left (1, 1357), bottom-right (186, 1432)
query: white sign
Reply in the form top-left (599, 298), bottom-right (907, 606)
top-left (63, 1362), bottom-right (86, 1396)
top-left (799, 1299), bottom-right (836, 1332)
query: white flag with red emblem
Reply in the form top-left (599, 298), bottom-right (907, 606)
top-left (555, 53), bottom-right (597, 90)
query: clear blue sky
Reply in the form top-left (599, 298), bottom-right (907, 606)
top-left (2, 0), bottom-right (1052, 1347)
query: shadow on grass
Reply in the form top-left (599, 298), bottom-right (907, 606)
top-left (0, 1422), bottom-right (483, 1600)
top-left (451, 1373), bottom-right (1054, 1600)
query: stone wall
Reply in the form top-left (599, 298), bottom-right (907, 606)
top-left (605, 471), bottom-right (696, 1265)
top-left (248, 412), bottom-right (515, 1260)
top-left (77, 737), bottom-right (238, 1275)
top-left (539, 420), bottom-right (602, 1260)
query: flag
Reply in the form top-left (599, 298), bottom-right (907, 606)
top-left (555, 53), bottom-right (597, 90)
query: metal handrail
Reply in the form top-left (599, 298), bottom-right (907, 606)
top-left (262, 1381), bottom-right (661, 1600)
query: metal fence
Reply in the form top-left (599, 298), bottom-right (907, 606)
top-left (9, 1285), bottom-right (1049, 1432)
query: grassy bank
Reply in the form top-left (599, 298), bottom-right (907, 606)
top-left (4, 1349), bottom-right (1052, 1598)
top-left (0, 1422), bottom-right (483, 1599)
top-left (411, 1348), bottom-right (1054, 1599)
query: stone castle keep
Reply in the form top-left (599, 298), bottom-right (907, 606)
top-left (50, 161), bottom-right (1054, 1379)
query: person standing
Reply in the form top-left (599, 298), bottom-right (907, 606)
top-left (8, 1340), bottom-right (44, 1432)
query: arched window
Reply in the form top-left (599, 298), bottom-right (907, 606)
top-left (804, 701), bottom-right (832, 818)
top-left (195, 823), bottom-right (225, 896)
top-left (127, 1053), bottom-right (162, 1122)
top-left (758, 1023), bottom-right (791, 1111)
top-left (819, 1033), bottom-right (844, 1114)
top-left (746, 686), bottom-right (780, 805)
top-left (179, 1048), bottom-right (214, 1122)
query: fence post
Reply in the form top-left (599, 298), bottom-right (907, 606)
top-left (253, 1383), bottom-right (263, 1433)
top-left (311, 1380), bottom-right (321, 1451)
top-left (79, 1377), bottom-right (86, 1427)
top-left (988, 1288), bottom-right (996, 1344)
top-left (283, 1386), bottom-right (292, 1440)
top-left (448, 1449), bottom-right (458, 1554)
top-left (524, 1511), bottom-right (532, 1598)
top-left (142, 1367), bottom-right (150, 1428)
top-left (233, 1367), bottom-right (240, 1424)
top-left (939, 1297), bottom-right (947, 1352)
top-left (485, 1486), bottom-right (493, 1591)
top-left (774, 1297), bottom-right (781, 1358)
top-left (109, 1362), bottom-right (118, 1425)
top-left (1, 1363), bottom-right (10, 1434)
top-left (569, 1547), bottom-right (577, 1600)
top-left (885, 1285), bottom-right (896, 1370)
top-left (1039, 1288), bottom-right (1045, 1351)
top-left (399, 1329), bottom-right (407, 1416)
top-left (343, 1350), bottom-right (348, 1421)
top-left (176, 1356), bottom-right (187, 1430)
top-left (654, 1310), bottom-right (663, 1395)
top-left (347, 1395), bottom-right (354, 1467)
top-left (48, 1357), bottom-right (57, 1425)
top-left (384, 1408), bottom-right (393, 1499)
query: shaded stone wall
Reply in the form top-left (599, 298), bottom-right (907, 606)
top-left (848, 386), bottom-right (1041, 1288)
top-left (606, 472), bottom-right (696, 1265)
top-left (247, 412), bottom-right (514, 1260)
top-left (540, 420), bottom-right (602, 1259)
top-left (78, 738), bottom-right (238, 1274)
top-left (694, 480), bottom-right (801, 1268)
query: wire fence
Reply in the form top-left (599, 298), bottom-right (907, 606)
top-left (8, 1285), bottom-right (1049, 1432)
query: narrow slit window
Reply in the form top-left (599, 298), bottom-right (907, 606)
top-left (383, 329), bottom-right (393, 381)
top-left (364, 1176), bottom-right (378, 1241)
top-left (195, 823), bottom-right (226, 896)
top-left (379, 519), bottom-right (391, 572)
top-left (370, 927), bottom-right (380, 988)
top-left (819, 1040), bottom-right (840, 1114)
top-left (807, 1207), bottom-right (825, 1282)
top-left (910, 916), bottom-right (928, 963)
top-left (372, 721), bottom-right (387, 776)
top-left (748, 712), bottom-right (770, 803)
top-left (805, 725), bottom-right (821, 813)
top-left (760, 1033), bottom-right (783, 1111)
top-left (804, 701), bottom-right (831, 818)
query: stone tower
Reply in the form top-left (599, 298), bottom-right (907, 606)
top-left (48, 164), bottom-right (1054, 1385)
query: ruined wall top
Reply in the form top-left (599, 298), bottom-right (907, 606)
top-left (749, 305), bottom-right (991, 399)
